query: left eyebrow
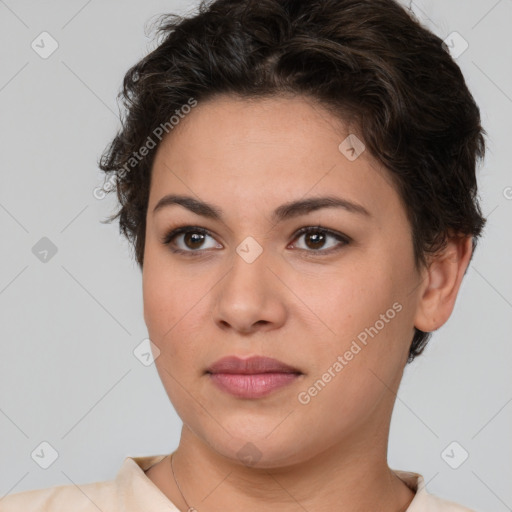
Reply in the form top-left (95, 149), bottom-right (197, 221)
top-left (271, 195), bottom-right (371, 221)
top-left (152, 194), bottom-right (371, 221)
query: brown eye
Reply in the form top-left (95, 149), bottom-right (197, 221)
top-left (291, 227), bottom-right (350, 254)
top-left (161, 225), bottom-right (350, 257)
top-left (183, 231), bottom-right (206, 250)
top-left (303, 231), bottom-right (327, 250)
top-left (161, 226), bottom-right (222, 255)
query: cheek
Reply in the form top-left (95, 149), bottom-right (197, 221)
top-left (300, 251), bottom-right (413, 380)
top-left (142, 255), bottom-right (210, 370)
top-left (303, 258), bottom-right (395, 336)
top-left (143, 240), bottom-right (190, 332)
top-left (142, 272), bottom-right (170, 341)
top-left (142, 249), bottom-right (185, 351)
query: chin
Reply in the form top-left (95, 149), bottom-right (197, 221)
top-left (196, 424), bottom-right (317, 470)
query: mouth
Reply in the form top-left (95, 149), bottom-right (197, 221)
top-left (206, 355), bottom-right (303, 399)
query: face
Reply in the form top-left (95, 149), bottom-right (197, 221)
top-left (142, 94), bottom-right (424, 467)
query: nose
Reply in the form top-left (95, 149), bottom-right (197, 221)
top-left (212, 245), bottom-right (287, 335)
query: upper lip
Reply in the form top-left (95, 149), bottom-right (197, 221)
top-left (206, 356), bottom-right (302, 375)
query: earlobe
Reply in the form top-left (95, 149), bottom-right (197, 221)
top-left (413, 236), bottom-right (473, 333)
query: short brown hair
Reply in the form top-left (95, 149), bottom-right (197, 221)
top-left (98, 0), bottom-right (486, 362)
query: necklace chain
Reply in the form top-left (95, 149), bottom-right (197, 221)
top-left (170, 452), bottom-right (195, 511)
top-left (169, 452), bottom-right (412, 512)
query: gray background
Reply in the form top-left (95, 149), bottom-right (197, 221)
top-left (0, 0), bottom-right (511, 510)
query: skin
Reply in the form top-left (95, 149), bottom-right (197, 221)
top-left (141, 94), bottom-right (473, 512)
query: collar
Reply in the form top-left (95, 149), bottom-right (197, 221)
top-left (117, 454), bottom-right (467, 511)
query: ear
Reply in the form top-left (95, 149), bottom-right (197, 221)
top-left (413, 235), bottom-right (473, 332)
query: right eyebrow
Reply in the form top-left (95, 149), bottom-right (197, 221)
top-left (152, 194), bottom-right (371, 222)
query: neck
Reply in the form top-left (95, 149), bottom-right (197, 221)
top-left (157, 422), bottom-right (415, 512)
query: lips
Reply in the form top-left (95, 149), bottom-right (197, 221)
top-left (206, 356), bottom-right (303, 398)
top-left (206, 355), bottom-right (302, 375)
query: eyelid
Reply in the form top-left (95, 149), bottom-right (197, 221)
top-left (161, 225), bottom-right (350, 255)
top-left (160, 225), bottom-right (222, 255)
top-left (290, 226), bottom-right (351, 247)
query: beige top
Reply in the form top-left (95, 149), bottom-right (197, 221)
top-left (0, 453), bottom-right (477, 511)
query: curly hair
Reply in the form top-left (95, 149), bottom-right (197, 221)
top-left (98, 0), bottom-right (486, 363)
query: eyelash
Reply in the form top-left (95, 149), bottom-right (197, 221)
top-left (160, 225), bottom-right (351, 257)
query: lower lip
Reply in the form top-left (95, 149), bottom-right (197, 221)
top-left (208, 372), bottom-right (301, 398)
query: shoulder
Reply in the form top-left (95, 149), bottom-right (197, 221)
top-left (393, 470), bottom-right (480, 512)
top-left (0, 454), bottom-right (174, 512)
top-left (0, 479), bottom-right (116, 512)
top-left (420, 492), bottom-right (479, 512)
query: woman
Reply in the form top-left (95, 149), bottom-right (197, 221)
top-left (2, 0), bottom-right (486, 510)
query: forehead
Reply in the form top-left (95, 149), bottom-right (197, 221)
top-left (149, 94), bottom-right (401, 223)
